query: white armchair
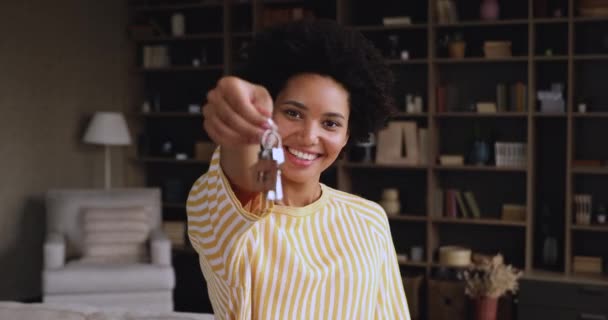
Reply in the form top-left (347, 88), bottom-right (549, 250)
top-left (43, 188), bottom-right (175, 312)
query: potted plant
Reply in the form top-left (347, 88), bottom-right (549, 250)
top-left (448, 32), bottom-right (466, 59)
top-left (463, 253), bottom-right (523, 320)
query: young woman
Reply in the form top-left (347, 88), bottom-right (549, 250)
top-left (187, 20), bottom-right (410, 319)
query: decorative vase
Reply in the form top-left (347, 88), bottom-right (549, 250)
top-left (448, 41), bottom-right (466, 58)
top-left (171, 13), bottom-right (186, 36)
top-left (379, 189), bottom-right (401, 215)
top-left (475, 296), bottom-right (498, 320)
top-left (480, 0), bottom-right (500, 20)
top-left (471, 140), bottom-right (490, 165)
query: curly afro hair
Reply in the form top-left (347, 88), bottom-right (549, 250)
top-left (238, 19), bottom-right (395, 144)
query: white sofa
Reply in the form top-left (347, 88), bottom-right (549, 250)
top-left (0, 302), bottom-right (214, 320)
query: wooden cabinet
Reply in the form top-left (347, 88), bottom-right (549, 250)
top-left (518, 279), bottom-right (608, 320)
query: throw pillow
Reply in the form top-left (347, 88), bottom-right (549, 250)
top-left (81, 206), bottom-right (150, 264)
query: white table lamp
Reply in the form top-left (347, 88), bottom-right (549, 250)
top-left (83, 112), bottom-right (131, 189)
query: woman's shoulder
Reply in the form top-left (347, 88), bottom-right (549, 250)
top-left (323, 185), bottom-right (389, 230)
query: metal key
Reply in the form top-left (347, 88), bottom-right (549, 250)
top-left (253, 119), bottom-right (284, 201)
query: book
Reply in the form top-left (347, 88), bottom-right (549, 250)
top-left (439, 155), bottom-right (464, 165)
top-left (455, 191), bottom-right (469, 218)
top-left (418, 128), bottom-right (428, 165)
top-left (476, 102), bottom-right (497, 113)
top-left (445, 189), bottom-right (458, 217)
top-left (382, 16), bottom-right (412, 26)
top-left (463, 191), bottom-right (481, 218)
top-left (437, 85), bottom-right (446, 113)
top-left (434, 189), bottom-right (444, 217)
top-left (496, 83), bottom-right (507, 112)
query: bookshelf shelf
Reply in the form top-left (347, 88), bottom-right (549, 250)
top-left (533, 112), bottom-right (567, 118)
top-left (431, 217), bottom-right (527, 227)
top-left (434, 165), bottom-right (527, 172)
top-left (572, 112), bottom-right (608, 118)
top-left (573, 16), bottom-right (608, 23)
top-left (533, 17), bottom-right (569, 24)
top-left (571, 167), bottom-right (608, 175)
top-left (134, 33), bottom-right (225, 42)
top-left (435, 19), bottom-right (529, 27)
top-left (137, 157), bottom-right (209, 164)
top-left (388, 214), bottom-right (427, 222)
top-left (435, 112), bottom-right (528, 118)
top-left (571, 225), bottom-right (608, 232)
top-left (392, 112), bottom-right (429, 118)
top-left (574, 54), bottom-right (608, 61)
top-left (435, 57), bottom-right (529, 64)
top-left (350, 24), bottom-right (428, 31)
top-left (133, 2), bottom-right (224, 11)
top-left (341, 162), bottom-right (428, 170)
top-left (140, 65), bottom-right (224, 72)
top-left (534, 55), bottom-right (568, 61)
top-left (386, 59), bottom-right (428, 65)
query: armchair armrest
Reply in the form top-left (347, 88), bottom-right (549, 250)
top-left (44, 232), bottom-right (65, 269)
top-left (150, 228), bottom-right (171, 266)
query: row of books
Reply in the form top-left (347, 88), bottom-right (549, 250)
top-left (434, 189), bottom-right (482, 218)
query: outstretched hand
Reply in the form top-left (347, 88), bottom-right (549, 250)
top-left (203, 76), bottom-right (274, 147)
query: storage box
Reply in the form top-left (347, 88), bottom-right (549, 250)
top-left (483, 41), bottom-right (512, 58)
top-left (428, 279), bottom-right (467, 320)
top-left (403, 276), bottom-right (423, 319)
top-left (573, 256), bottom-right (603, 274)
top-left (501, 204), bottom-right (526, 221)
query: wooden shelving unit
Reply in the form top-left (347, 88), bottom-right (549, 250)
top-left (128, 1), bottom-right (608, 308)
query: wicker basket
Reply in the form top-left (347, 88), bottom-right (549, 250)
top-left (483, 41), bottom-right (512, 58)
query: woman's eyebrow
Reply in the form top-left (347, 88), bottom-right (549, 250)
top-left (280, 100), bottom-right (346, 119)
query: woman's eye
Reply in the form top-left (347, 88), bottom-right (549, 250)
top-left (323, 120), bottom-right (342, 129)
top-left (284, 109), bottom-right (301, 119)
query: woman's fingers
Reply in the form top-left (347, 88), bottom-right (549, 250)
top-left (210, 89), bottom-right (266, 142)
top-left (203, 76), bottom-right (274, 147)
top-left (203, 106), bottom-right (249, 146)
top-left (217, 77), bottom-right (272, 127)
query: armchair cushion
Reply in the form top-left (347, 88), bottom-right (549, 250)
top-left (43, 262), bottom-right (175, 294)
top-left (81, 207), bottom-right (150, 264)
top-left (45, 233), bottom-right (66, 269)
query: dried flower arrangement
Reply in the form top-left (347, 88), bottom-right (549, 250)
top-left (463, 253), bottom-right (523, 299)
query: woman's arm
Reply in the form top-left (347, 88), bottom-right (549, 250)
top-left (203, 76), bottom-right (274, 203)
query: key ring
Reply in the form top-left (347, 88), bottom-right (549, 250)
top-left (261, 119), bottom-right (281, 150)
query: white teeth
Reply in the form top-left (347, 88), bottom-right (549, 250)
top-left (287, 147), bottom-right (317, 161)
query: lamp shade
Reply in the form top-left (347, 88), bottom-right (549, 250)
top-left (83, 112), bottom-right (132, 146)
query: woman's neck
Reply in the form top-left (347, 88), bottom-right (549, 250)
top-left (278, 179), bottom-right (322, 207)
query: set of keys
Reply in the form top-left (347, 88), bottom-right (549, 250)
top-left (252, 119), bottom-right (284, 201)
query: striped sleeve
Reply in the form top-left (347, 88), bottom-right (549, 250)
top-left (376, 210), bottom-right (411, 319)
top-left (186, 147), bottom-right (272, 284)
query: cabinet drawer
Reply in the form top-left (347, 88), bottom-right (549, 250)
top-left (519, 279), bottom-right (608, 310)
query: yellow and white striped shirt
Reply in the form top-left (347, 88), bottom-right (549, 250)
top-left (187, 149), bottom-right (410, 319)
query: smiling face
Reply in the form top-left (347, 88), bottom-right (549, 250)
top-left (273, 73), bottom-right (350, 186)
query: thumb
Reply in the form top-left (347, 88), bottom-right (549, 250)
top-left (250, 85), bottom-right (274, 118)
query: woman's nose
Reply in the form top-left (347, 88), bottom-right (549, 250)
top-left (299, 122), bottom-right (320, 146)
